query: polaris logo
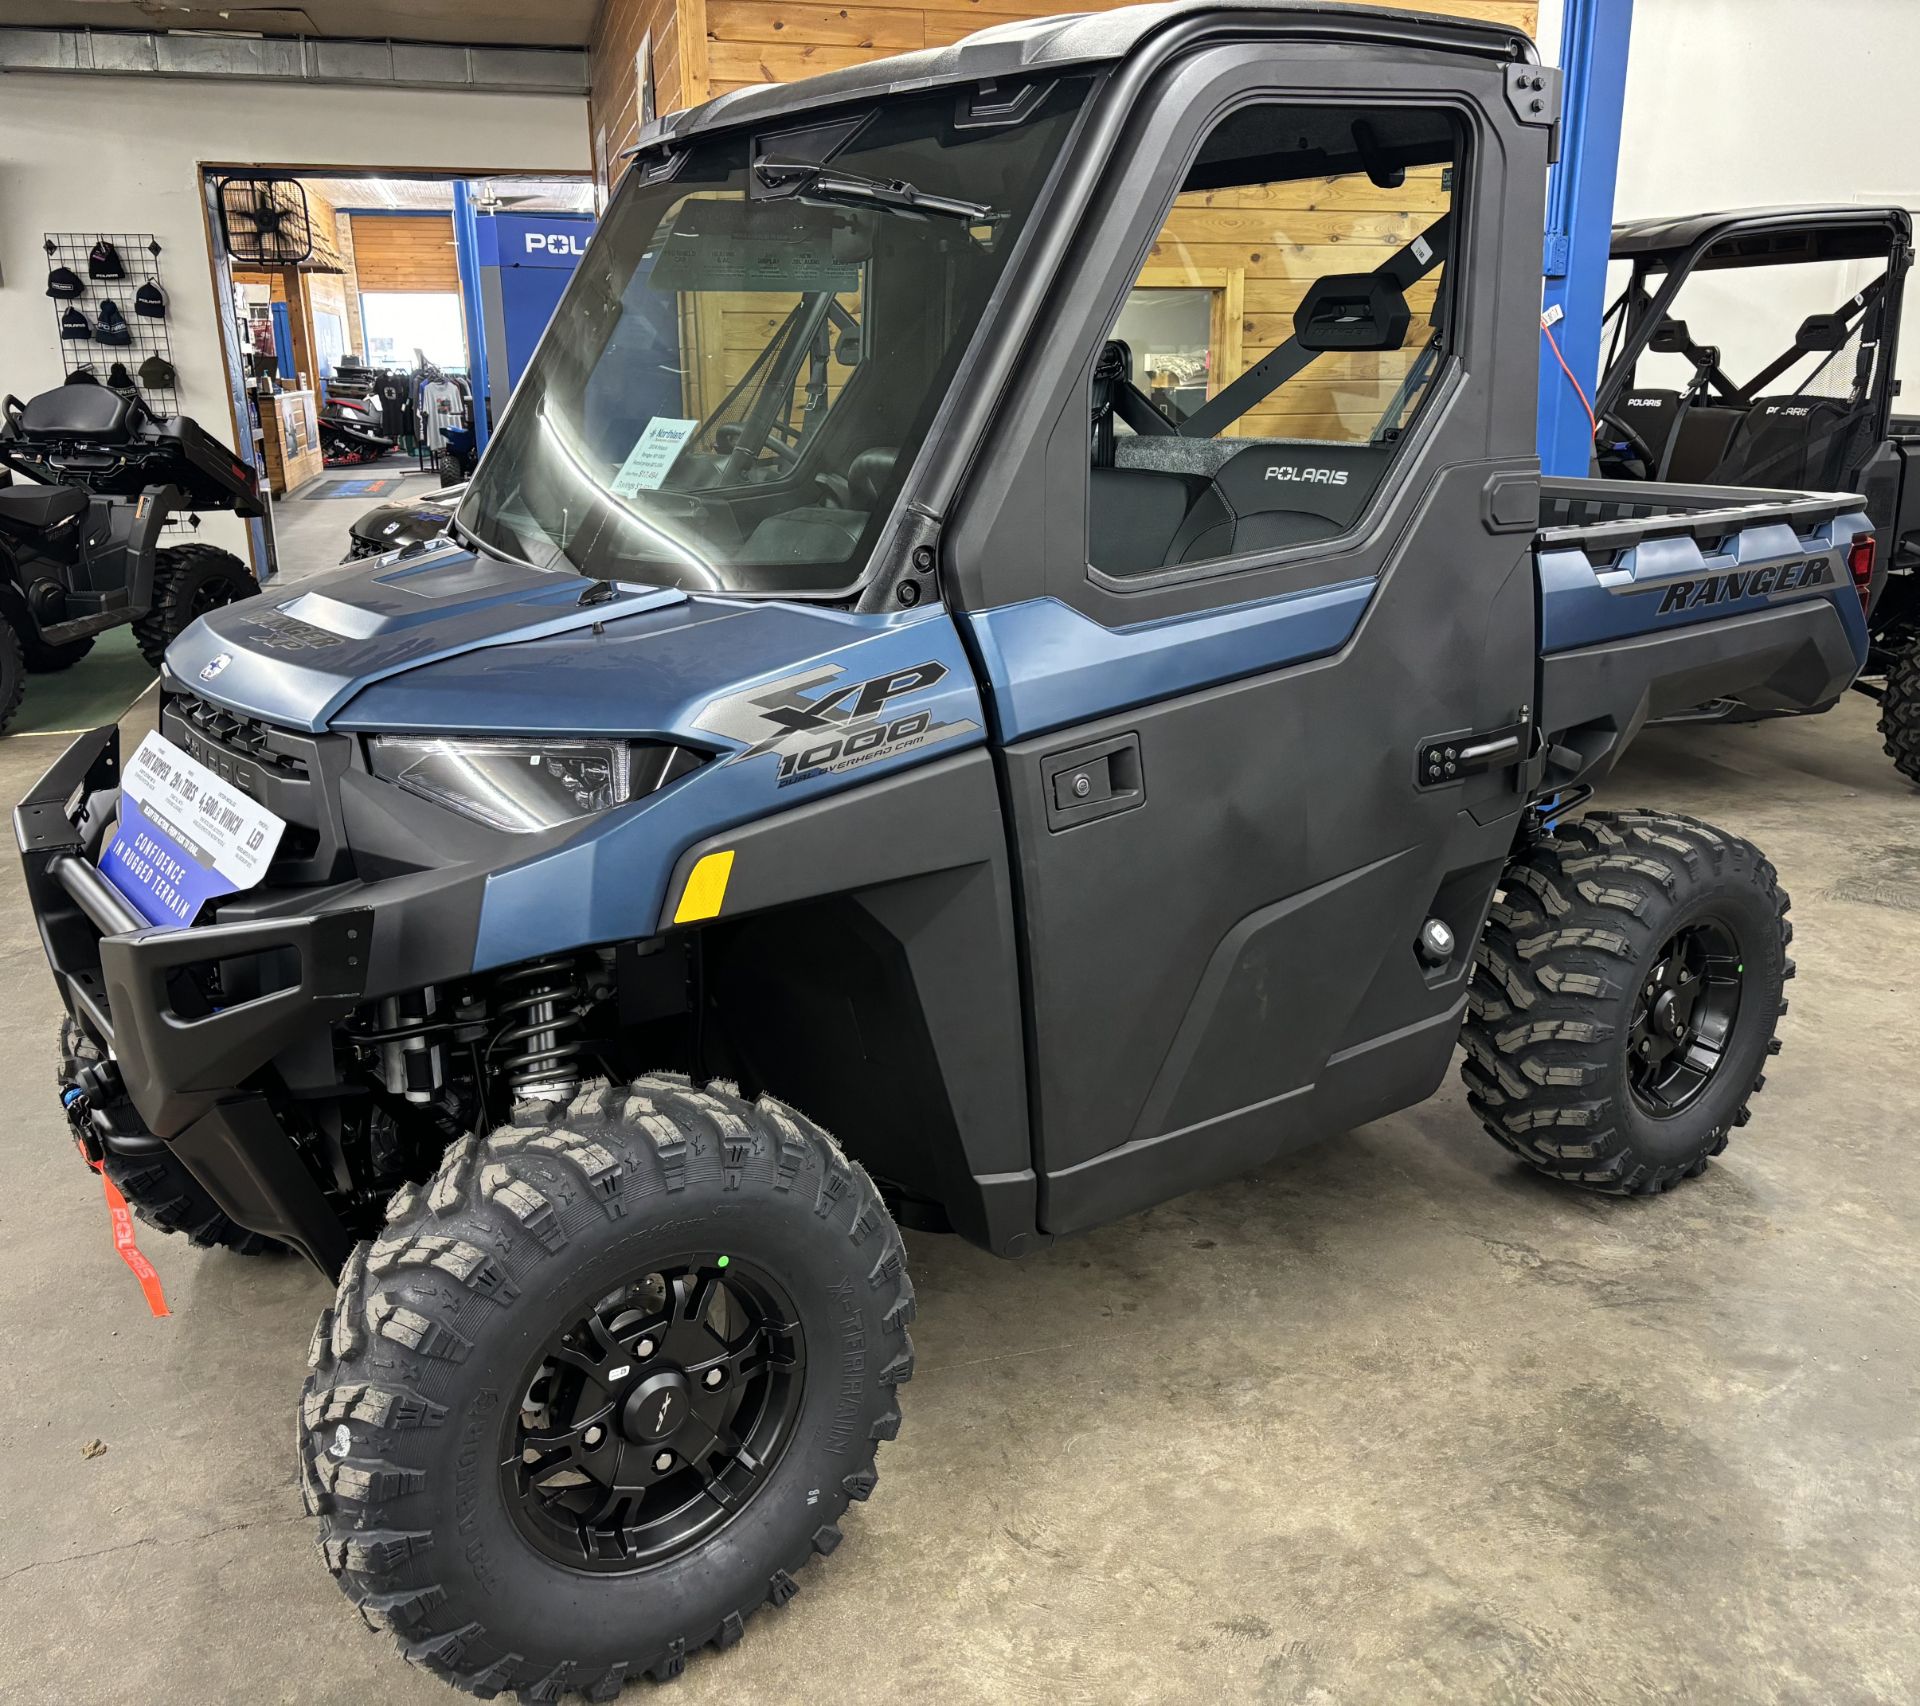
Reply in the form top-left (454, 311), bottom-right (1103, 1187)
top-left (1263, 465), bottom-right (1349, 486)
top-left (523, 231), bottom-right (587, 256)
top-left (1625, 397), bottom-right (1665, 408)
top-left (1652, 557), bottom-right (1833, 615)
top-left (199, 653), bottom-right (231, 682)
top-left (1771, 405), bottom-right (1811, 419)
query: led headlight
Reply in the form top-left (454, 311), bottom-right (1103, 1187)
top-left (367, 736), bottom-right (633, 833)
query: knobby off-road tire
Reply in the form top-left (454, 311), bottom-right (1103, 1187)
top-left (0, 610), bottom-right (27, 732)
top-left (133, 544), bottom-right (258, 668)
top-left (1461, 810), bottom-right (1793, 1195)
top-left (56, 1016), bottom-right (284, 1255)
top-left (1880, 640), bottom-right (1920, 787)
top-left (301, 1074), bottom-right (915, 1699)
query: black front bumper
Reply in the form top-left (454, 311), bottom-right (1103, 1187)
top-left (18, 725), bottom-right (368, 1272)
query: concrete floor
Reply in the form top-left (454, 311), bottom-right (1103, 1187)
top-left (2, 693), bottom-right (1917, 1705)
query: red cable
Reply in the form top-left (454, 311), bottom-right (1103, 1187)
top-left (1541, 318), bottom-right (1598, 438)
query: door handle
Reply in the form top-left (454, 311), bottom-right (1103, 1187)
top-left (1041, 732), bottom-right (1145, 830)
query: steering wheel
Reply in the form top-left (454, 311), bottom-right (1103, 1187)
top-left (1594, 406), bottom-right (1657, 475)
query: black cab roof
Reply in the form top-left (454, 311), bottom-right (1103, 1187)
top-left (1611, 205), bottom-right (1913, 270)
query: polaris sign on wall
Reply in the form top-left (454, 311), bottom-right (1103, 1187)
top-left (476, 210), bottom-right (599, 397)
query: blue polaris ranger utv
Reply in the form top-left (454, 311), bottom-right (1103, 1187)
top-left (18, 2), bottom-right (1871, 1696)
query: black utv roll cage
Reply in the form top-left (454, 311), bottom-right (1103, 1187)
top-left (1595, 205), bottom-right (1913, 441)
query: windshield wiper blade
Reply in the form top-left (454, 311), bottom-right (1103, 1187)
top-left (753, 157), bottom-right (998, 224)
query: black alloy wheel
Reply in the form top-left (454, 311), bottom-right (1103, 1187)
top-left (505, 1256), bottom-right (805, 1572)
top-left (1626, 919), bottom-right (1744, 1116)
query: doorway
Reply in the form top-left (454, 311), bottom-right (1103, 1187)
top-left (197, 168), bottom-right (594, 584)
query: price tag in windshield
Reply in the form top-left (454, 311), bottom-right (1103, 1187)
top-left (611, 416), bottom-right (698, 497)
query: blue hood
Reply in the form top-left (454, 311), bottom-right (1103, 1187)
top-left (169, 546), bottom-right (685, 732)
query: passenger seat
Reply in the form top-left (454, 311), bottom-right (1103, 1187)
top-left (1707, 395), bottom-right (1869, 491)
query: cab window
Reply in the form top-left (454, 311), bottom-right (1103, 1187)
top-left (1088, 103), bottom-right (1462, 579)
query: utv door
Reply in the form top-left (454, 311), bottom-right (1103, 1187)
top-left (947, 39), bottom-right (1550, 1233)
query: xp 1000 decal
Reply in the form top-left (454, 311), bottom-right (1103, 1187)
top-left (695, 659), bottom-right (979, 787)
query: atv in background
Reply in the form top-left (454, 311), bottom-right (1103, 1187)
top-left (1589, 205), bottom-right (1920, 780)
top-left (0, 386), bottom-right (261, 730)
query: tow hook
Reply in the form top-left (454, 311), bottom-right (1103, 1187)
top-left (60, 1084), bottom-right (104, 1166)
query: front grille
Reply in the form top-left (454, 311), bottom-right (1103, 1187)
top-left (345, 534), bottom-right (385, 561)
top-left (160, 690), bottom-right (349, 886)
top-left (170, 692), bottom-right (310, 778)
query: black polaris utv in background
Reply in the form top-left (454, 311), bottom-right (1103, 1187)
top-left (17, 4), bottom-right (1871, 1698)
top-left (0, 385), bottom-right (261, 729)
top-left (1589, 204), bottom-right (1920, 780)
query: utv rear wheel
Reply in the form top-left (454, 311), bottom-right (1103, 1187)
top-left (1880, 638), bottom-right (1920, 786)
top-left (57, 1016), bottom-right (284, 1255)
top-left (134, 544), bottom-right (259, 669)
top-left (301, 1075), bottom-right (914, 1697)
top-left (24, 633), bottom-right (94, 672)
top-left (1461, 810), bottom-right (1792, 1194)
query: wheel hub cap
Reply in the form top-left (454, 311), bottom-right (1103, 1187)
top-left (622, 1370), bottom-right (692, 1441)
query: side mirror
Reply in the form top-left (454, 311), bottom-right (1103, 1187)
top-left (1294, 274), bottom-right (1411, 352)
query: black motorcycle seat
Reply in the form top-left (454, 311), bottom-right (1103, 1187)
top-left (0, 481), bottom-right (90, 539)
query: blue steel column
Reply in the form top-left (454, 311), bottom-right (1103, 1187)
top-left (1537, 0), bottom-right (1634, 475)
top-left (452, 180), bottom-right (492, 452)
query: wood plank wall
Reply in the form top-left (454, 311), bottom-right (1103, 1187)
top-left (344, 214), bottom-right (460, 294)
top-left (697, 0), bottom-right (1535, 98)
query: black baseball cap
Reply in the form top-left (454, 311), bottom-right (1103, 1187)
top-left (138, 353), bottom-right (177, 389)
top-left (46, 265), bottom-right (83, 299)
top-left (88, 240), bottom-right (125, 280)
top-left (134, 280), bottom-right (167, 319)
top-left (60, 306), bottom-right (92, 341)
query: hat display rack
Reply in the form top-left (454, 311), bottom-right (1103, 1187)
top-left (43, 233), bottom-right (178, 416)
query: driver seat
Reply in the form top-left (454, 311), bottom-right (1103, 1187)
top-left (739, 446), bottom-right (898, 565)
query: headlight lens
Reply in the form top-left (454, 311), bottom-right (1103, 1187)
top-left (367, 736), bottom-right (633, 833)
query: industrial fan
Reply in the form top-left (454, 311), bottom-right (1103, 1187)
top-left (217, 177), bottom-right (315, 266)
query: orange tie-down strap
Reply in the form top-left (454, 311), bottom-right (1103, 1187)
top-left (89, 1161), bottom-right (171, 1318)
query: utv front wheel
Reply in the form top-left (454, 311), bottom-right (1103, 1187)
top-left (1461, 810), bottom-right (1792, 1194)
top-left (301, 1076), bottom-right (914, 1696)
top-left (134, 544), bottom-right (259, 668)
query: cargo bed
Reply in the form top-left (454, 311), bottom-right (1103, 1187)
top-left (1532, 477), bottom-right (1873, 788)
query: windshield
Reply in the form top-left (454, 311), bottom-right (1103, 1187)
top-left (458, 81), bottom-right (1087, 597)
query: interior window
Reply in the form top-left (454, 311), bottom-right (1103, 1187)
top-left (1088, 103), bottom-right (1462, 578)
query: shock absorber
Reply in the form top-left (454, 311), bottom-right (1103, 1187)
top-left (492, 956), bottom-right (588, 1105)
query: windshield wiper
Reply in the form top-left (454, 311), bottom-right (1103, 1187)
top-left (753, 157), bottom-right (998, 224)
